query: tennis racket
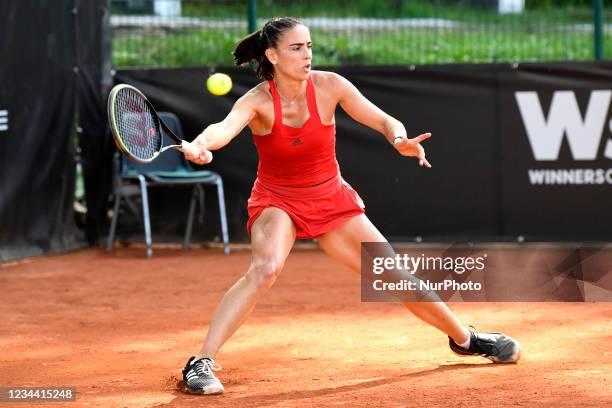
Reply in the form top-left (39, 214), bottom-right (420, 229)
top-left (107, 84), bottom-right (200, 164)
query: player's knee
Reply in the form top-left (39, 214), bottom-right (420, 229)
top-left (246, 259), bottom-right (283, 289)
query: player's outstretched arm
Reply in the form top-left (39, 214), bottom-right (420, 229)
top-left (185, 92), bottom-right (258, 165)
top-left (334, 73), bottom-right (432, 168)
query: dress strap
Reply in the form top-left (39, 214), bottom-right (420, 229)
top-left (267, 79), bottom-right (283, 133)
top-left (305, 76), bottom-right (321, 123)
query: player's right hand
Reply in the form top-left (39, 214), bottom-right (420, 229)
top-left (186, 134), bottom-right (213, 165)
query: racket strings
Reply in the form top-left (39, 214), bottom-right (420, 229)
top-left (114, 88), bottom-right (161, 161)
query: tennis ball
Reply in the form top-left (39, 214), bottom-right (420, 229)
top-left (207, 73), bottom-right (232, 96)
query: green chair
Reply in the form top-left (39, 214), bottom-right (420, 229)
top-left (106, 112), bottom-right (229, 257)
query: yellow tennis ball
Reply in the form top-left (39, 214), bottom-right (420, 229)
top-left (207, 73), bottom-right (232, 96)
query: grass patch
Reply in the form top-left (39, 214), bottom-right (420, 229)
top-left (111, 0), bottom-right (608, 67)
top-left (113, 26), bottom-right (607, 67)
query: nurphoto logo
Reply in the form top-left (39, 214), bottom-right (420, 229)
top-left (361, 242), bottom-right (612, 302)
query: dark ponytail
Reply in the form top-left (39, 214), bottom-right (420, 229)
top-left (233, 17), bottom-right (303, 81)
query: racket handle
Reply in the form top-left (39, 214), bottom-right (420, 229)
top-left (180, 140), bottom-right (212, 163)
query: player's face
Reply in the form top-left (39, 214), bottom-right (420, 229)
top-left (268, 25), bottom-right (312, 80)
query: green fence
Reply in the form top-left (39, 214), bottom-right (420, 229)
top-left (111, 0), bottom-right (611, 67)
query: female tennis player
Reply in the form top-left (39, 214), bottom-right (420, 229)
top-left (181, 17), bottom-right (521, 395)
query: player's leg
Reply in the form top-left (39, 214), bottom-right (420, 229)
top-left (318, 214), bottom-right (469, 343)
top-left (183, 207), bottom-right (296, 394)
top-left (197, 207), bottom-right (296, 358)
top-left (317, 214), bottom-right (521, 363)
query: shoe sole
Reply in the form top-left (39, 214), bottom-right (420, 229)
top-left (183, 384), bottom-right (224, 395)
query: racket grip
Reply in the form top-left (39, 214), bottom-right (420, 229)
top-left (181, 140), bottom-right (212, 163)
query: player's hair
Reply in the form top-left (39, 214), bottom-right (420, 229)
top-left (233, 17), bottom-right (303, 81)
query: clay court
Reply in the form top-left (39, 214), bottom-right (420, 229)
top-left (1, 246), bottom-right (610, 407)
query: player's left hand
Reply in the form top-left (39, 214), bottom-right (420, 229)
top-left (393, 132), bottom-right (432, 168)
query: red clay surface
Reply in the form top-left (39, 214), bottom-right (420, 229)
top-left (1, 247), bottom-right (611, 407)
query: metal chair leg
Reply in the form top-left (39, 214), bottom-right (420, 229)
top-left (184, 186), bottom-right (198, 251)
top-left (106, 194), bottom-right (121, 252)
top-left (137, 175), bottom-right (153, 258)
top-left (197, 184), bottom-right (205, 224)
top-left (216, 178), bottom-right (230, 255)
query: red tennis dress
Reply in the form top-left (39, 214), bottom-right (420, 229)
top-left (247, 77), bottom-right (365, 238)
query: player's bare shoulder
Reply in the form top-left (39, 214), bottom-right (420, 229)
top-left (237, 82), bottom-right (273, 115)
top-left (311, 70), bottom-right (347, 102)
top-left (310, 70), bottom-right (341, 88)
